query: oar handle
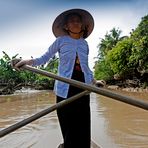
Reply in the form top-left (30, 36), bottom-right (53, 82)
top-left (23, 65), bottom-right (148, 111)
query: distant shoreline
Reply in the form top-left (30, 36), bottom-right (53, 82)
top-left (1, 84), bottom-right (148, 96)
top-left (106, 85), bottom-right (148, 93)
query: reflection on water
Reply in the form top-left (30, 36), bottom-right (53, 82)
top-left (0, 90), bottom-right (148, 148)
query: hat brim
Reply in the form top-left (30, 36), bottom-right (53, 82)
top-left (52, 9), bottom-right (94, 38)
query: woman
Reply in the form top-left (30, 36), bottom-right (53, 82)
top-left (14, 9), bottom-right (95, 148)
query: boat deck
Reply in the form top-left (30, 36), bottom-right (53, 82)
top-left (91, 140), bottom-right (100, 148)
top-left (58, 140), bottom-right (100, 148)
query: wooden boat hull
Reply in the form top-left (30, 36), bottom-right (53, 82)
top-left (57, 140), bottom-right (100, 148)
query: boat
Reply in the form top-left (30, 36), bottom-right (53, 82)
top-left (57, 140), bottom-right (100, 148)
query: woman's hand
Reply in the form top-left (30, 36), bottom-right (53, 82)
top-left (11, 59), bottom-right (34, 71)
top-left (92, 78), bottom-right (106, 87)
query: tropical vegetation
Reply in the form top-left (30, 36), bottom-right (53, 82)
top-left (0, 51), bottom-right (58, 94)
top-left (94, 15), bottom-right (148, 87)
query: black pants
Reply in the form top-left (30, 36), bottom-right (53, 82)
top-left (56, 70), bottom-right (91, 148)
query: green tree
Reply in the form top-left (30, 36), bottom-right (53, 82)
top-left (0, 51), bottom-right (59, 92)
top-left (94, 28), bottom-right (127, 80)
top-left (45, 56), bottom-right (59, 74)
top-left (106, 38), bottom-right (133, 77)
top-left (94, 15), bottom-right (148, 83)
top-left (0, 51), bottom-right (20, 83)
top-left (94, 59), bottom-right (114, 81)
top-left (129, 15), bottom-right (148, 75)
top-left (97, 28), bottom-right (127, 59)
top-left (34, 56), bottom-right (59, 89)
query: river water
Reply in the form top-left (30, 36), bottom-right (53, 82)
top-left (0, 89), bottom-right (148, 148)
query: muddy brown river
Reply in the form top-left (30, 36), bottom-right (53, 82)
top-left (0, 89), bottom-right (148, 148)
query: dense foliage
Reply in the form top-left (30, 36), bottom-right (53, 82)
top-left (94, 28), bottom-right (127, 80)
top-left (0, 51), bottom-right (58, 91)
top-left (94, 15), bottom-right (148, 85)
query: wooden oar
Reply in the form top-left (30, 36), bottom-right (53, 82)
top-left (0, 91), bottom-right (89, 138)
top-left (23, 65), bottom-right (148, 111)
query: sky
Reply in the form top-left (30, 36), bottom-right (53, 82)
top-left (0, 0), bottom-right (148, 70)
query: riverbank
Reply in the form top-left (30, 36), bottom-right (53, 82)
top-left (1, 83), bottom-right (148, 96)
top-left (107, 85), bottom-right (148, 93)
top-left (0, 80), bottom-right (54, 95)
top-left (1, 84), bottom-right (148, 99)
top-left (0, 89), bottom-right (51, 103)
